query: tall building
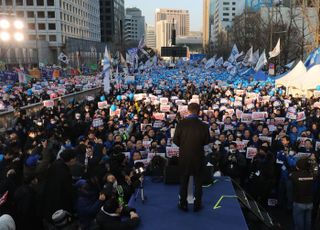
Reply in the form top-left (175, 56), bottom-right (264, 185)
top-left (100, 0), bottom-right (125, 51)
top-left (146, 25), bottom-right (156, 49)
top-left (156, 20), bottom-right (176, 54)
top-left (212, 0), bottom-right (246, 44)
top-left (124, 7), bottom-right (145, 48)
top-left (203, 0), bottom-right (216, 53)
top-left (155, 9), bottom-right (190, 36)
top-left (0, 0), bottom-right (103, 66)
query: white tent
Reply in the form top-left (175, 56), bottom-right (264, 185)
top-left (300, 65), bottom-right (320, 90)
top-left (275, 61), bottom-right (307, 88)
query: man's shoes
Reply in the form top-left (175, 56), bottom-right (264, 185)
top-left (178, 203), bottom-right (188, 212)
top-left (193, 203), bottom-right (203, 212)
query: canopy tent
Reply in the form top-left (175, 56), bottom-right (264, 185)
top-left (300, 65), bottom-right (320, 90)
top-left (275, 61), bottom-right (306, 88)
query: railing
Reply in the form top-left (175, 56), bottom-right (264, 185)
top-left (0, 86), bottom-right (103, 132)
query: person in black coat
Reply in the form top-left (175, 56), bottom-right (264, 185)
top-left (95, 197), bottom-right (140, 230)
top-left (173, 103), bottom-right (210, 212)
top-left (41, 149), bottom-right (77, 222)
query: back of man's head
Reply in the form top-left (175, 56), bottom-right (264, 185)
top-left (188, 103), bottom-right (200, 115)
top-left (60, 149), bottom-right (76, 163)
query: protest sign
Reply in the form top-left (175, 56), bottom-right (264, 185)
top-left (160, 104), bottom-right (171, 112)
top-left (153, 113), bottom-right (166, 120)
top-left (92, 118), bottom-right (104, 128)
top-left (297, 137), bottom-right (312, 148)
top-left (153, 121), bottom-right (163, 128)
top-left (252, 112), bottom-right (266, 120)
top-left (220, 98), bottom-right (228, 104)
top-left (43, 100), bottom-right (54, 108)
top-left (167, 114), bottom-right (176, 120)
top-left (274, 117), bottom-right (286, 125)
top-left (296, 111), bottom-right (306, 121)
top-left (175, 99), bottom-right (186, 105)
top-left (142, 140), bottom-right (151, 149)
top-left (160, 97), bottom-right (169, 104)
top-left (314, 102), bottom-right (320, 108)
top-left (189, 98), bottom-right (200, 104)
top-left (236, 109), bottom-right (243, 119)
top-left (241, 113), bottom-right (253, 123)
top-left (166, 146), bottom-right (179, 158)
top-left (98, 101), bottom-right (108, 110)
top-left (233, 141), bottom-right (247, 152)
top-left (259, 136), bottom-right (272, 145)
top-left (110, 109), bottom-right (121, 117)
top-left (295, 152), bottom-right (311, 159)
top-left (246, 147), bottom-right (258, 159)
top-left (234, 101), bottom-right (242, 107)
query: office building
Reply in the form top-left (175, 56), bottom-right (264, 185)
top-left (156, 20), bottom-right (176, 54)
top-left (155, 8), bottom-right (190, 36)
top-left (100, 0), bottom-right (125, 51)
top-left (146, 25), bottom-right (156, 49)
top-left (0, 0), bottom-right (103, 66)
top-left (124, 7), bottom-right (145, 48)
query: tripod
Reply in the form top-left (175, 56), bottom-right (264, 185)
top-left (135, 176), bottom-right (146, 203)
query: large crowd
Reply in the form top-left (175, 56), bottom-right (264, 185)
top-left (0, 75), bottom-right (102, 112)
top-left (0, 61), bottom-right (319, 230)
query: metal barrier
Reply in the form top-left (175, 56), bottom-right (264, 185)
top-left (0, 86), bottom-right (103, 131)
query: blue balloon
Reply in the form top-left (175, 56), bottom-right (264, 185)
top-left (100, 95), bottom-right (106, 101)
top-left (269, 91), bottom-right (274, 96)
top-left (230, 97), bottom-right (235, 102)
top-left (316, 85), bottom-right (320, 91)
top-left (128, 93), bottom-right (134, 100)
top-left (27, 89), bottom-right (33, 96)
top-left (111, 104), bottom-right (117, 111)
top-left (116, 95), bottom-right (122, 101)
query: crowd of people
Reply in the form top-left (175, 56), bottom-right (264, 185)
top-left (0, 75), bottom-right (102, 112)
top-left (0, 61), bottom-right (319, 230)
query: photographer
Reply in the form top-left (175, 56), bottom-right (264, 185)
top-left (95, 196), bottom-right (140, 230)
top-left (222, 142), bottom-right (246, 185)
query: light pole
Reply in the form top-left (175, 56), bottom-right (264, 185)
top-left (0, 13), bottom-right (25, 68)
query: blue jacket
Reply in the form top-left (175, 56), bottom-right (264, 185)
top-left (276, 151), bottom-right (297, 181)
top-left (75, 185), bottom-right (103, 229)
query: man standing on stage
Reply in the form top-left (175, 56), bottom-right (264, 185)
top-left (173, 103), bottom-right (210, 212)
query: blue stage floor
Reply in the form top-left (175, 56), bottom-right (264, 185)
top-left (129, 177), bottom-right (248, 230)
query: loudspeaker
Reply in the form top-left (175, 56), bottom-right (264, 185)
top-left (164, 165), bottom-right (180, 184)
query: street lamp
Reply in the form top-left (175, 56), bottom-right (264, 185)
top-left (0, 14), bottom-right (25, 66)
top-left (0, 17), bottom-right (25, 42)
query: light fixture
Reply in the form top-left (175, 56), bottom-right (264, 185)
top-left (13, 32), bottom-right (24, 42)
top-left (13, 20), bottom-right (24, 30)
top-left (0, 31), bottom-right (10, 41)
top-left (0, 19), bottom-right (10, 30)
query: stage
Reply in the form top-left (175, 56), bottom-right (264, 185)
top-left (129, 177), bottom-right (248, 230)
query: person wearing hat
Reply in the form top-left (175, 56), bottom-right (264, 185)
top-left (290, 157), bottom-right (314, 230)
top-left (95, 197), bottom-right (140, 230)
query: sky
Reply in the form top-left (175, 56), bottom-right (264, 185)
top-left (125, 0), bottom-right (203, 31)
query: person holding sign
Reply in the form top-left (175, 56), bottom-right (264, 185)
top-left (173, 103), bottom-right (210, 212)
